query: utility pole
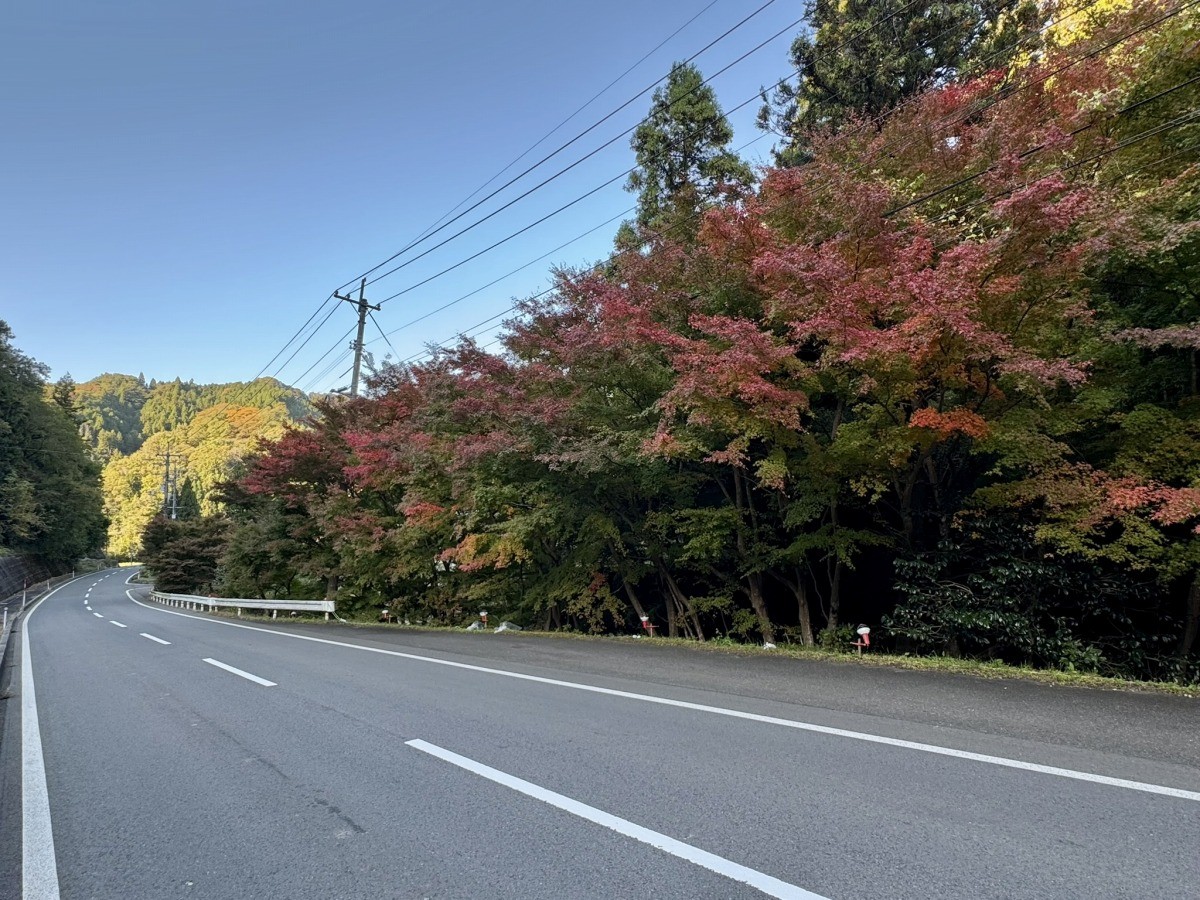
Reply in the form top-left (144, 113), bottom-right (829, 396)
top-left (333, 277), bottom-right (381, 397)
top-left (158, 444), bottom-right (182, 518)
top-left (161, 445), bottom-right (172, 517)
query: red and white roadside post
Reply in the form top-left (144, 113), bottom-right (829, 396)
top-left (852, 625), bottom-right (871, 655)
top-left (639, 615), bottom-right (657, 637)
top-left (480, 610), bottom-right (488, 629)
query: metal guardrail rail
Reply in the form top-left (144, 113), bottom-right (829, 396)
top-left (150, 590), bottom-right (335, 619)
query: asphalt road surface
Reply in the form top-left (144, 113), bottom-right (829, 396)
top-left (1, 570), bottom-right (1197, 899)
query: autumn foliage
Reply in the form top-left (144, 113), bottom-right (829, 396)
top-left (221, 4), bottom-right (1200, 681)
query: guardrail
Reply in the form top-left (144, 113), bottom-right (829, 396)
top-left (150, 590), bottom-right (335, 620)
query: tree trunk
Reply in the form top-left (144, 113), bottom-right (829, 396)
top-left (659, 566), bottom-right (704, 640)
top-left (794, 570), bottom-right (815, 646)
top-left (769, 567), bottom-right (815, 646)
top-left (662, 575), bottom-right (678, 638)
top-left (746, 572), bottom-right (776, 645)
top-left (924, 454), bottom-right (950, 541)
top-left (827, 560), bottom-right (843, 631)
top-left (621, 578), bottom-right (649, 624)
top-left (1178, 571), bottom-right (1200, 660)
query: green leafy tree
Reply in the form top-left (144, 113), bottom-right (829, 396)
top-left (0, 321), bottom-right (105, 564)
top-left (759, 0), bottom-right (1038, 165)
top-left (141, 514), bottom-right (229, 594)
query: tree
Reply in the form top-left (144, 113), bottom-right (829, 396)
top-left (759, 0), bottom-right (1038, 165)
top-left (0, 321), bottom-right (105, 565)
top-left (141, 515), bottom-right (229, 594)
top-left (51, 374), bottom-right (76, 414)
top-left (207, 4), bottom-right (1200, 681)
top-left (624, 62), bottom-right (753, 240)
top-left (176, 478), bottom-right (201, 520)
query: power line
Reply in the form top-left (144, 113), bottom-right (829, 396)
top-left (270, 300), bottom-right (344, 380)
top-left (368, 310), bottom-right (398, 359)
top-left (362, 0), bottom-right (1002, 307)
top-left (404, 0), bottom-right (725, 250)
top-left (269, 0), bottom-right (783, 393)
top-left (302, 347), bottom-right (355, 394)
top-left (292, 324), bottom-right (356, 388)
top-left (365, 205), bottom-right (635, 346)
top-left (371, 0), bottom-right (1042, 355)
top-left (305, 346), bottom-right (354, 393)
top-left (360, 11), bottom-right (808, 292)
top-left (391, 130), bottom-right (775, 368)
top-left (334, 0), bottom-right (790, 294)
top-left (936, 108), bottom-right (1200, 224)
top-left (296, 0), bottom-right (1135, 388)
top-left (294, 0), bottom-right (961, 386)
top-left (390, 15), bottom-right (1196, 372)
top-left (884, 0), bottom-right (1199, 217)
top-left (252, 294), bottom-right (335, 382)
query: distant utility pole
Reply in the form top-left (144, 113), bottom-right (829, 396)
top-left (160, 445), bottom-right (172, 517)
top-left (158, 445), bottom-right (181, 519)
top-left (333, 277), bottom-right (381, 397)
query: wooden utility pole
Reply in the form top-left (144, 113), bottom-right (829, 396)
top-left (160, 445), bottom-right (172, 517)
top-left (333, 277), bottom-right (381, 397)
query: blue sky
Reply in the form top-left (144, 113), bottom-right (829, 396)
top-left (2, 0), bottom-right (804, 392)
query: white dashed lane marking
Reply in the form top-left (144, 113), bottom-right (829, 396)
top-left (202, 658), bottom-right (275, 687)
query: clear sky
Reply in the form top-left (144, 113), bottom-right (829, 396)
top-left (2, 0), bottom-right (804, 392)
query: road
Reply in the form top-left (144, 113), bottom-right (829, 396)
top-left (1, 570), bottom-right (1198, 899)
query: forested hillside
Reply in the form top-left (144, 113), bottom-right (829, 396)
top-left (71, 374), bottom-right (312, 556)
top-left (148, 1), bottom-right (1200, 683)
top-left (0, 322), bottom-right (105, 566)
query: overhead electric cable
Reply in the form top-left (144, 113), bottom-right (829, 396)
top-left (391, 130), bottom-right (776, 365)
top-left (334, 0), bottom-right (789, 293)
top-left (366, 205), bottom-right (635, 343)
top-left (253, 294), bottom-right (337, 382)
top-left (884, 4), bottom-right (1200, 218)
top-left (405, 0), bottom-right (725, 248)
top-left (303, 0), bottom-right (1141, 386)
top-left (390, 13), bottom-right (1195, 371)
top-left (274, 0), bottom-right (1074, 389)
top-left (368, 311), bottom-right (399, 359)
top-left (363, 0), bottom-right (1009, 303)
top-left (291, 324), bottom-right (356, 388)
top-left (269, 301), bottom-right (344, 380)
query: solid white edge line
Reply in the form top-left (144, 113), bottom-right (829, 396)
top-left (123, 590), bottom-right (1200, 803)
top-left (406, 739), bottom-right (823, 900)
top-left (202, 657), bottom-right (276, 687)
top-left (139, 633), bottom-right (171, 645)
top-left (21, 577), bottom-right (90, 898)
top-left (108, 621), bottom-right (127, 628)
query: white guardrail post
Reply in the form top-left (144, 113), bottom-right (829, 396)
top-left (148, 590), bottom-right (334, 619)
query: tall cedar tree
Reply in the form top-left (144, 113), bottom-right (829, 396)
top-left (623, 62), bottom-right (753, 241)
